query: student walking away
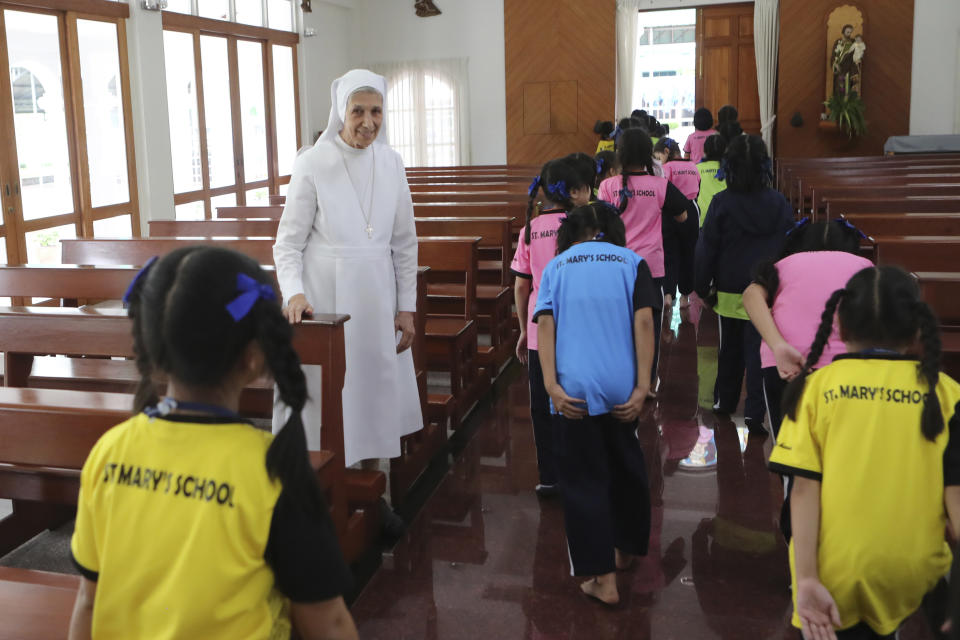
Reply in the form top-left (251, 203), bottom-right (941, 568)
top-left (534, 202), bottom-right (658, 606)
top-left (598, 128), bottom-right (691, 396)
top-left (655, 137), bottom-right (701, 309)
top-left (694, 134), bottom-right (793, 433)
top-left (684, 108), bottom-right (718, 164)
top-left (769, 265), bottom-right (960, 640)
top-left (594, 120), bottom-right (616, 154)
top-left (69, 247), bottom-right (357, 640)
top-left (512, 158), bottom-right (592, 498)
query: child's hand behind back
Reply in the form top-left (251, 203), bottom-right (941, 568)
top-left (546, 383), bottom-right (587, 419)
top-left (613, 386), bottom-right (649, 423)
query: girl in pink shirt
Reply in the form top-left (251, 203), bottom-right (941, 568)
top-left (512, 157), bottom-right (592, 496)
top-left (598, 128), bottom-right (690, 393)
top-left (655, 137), bottom-right (701, 309)
top-left (684, 108), bottom-right (718, 164)
top-left (742, 219), bottom-right (871, 438)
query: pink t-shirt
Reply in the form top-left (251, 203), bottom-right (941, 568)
top-left (662, 160), bottom-right (701, 200)
top-left (759, 251), bottom-right (874, 369)
top-left (684, 129), bottom-right (717, 165)
top-left (510, 210), bottom-right (565, 351)
top-left (598, 174), bottom-right (668, 277)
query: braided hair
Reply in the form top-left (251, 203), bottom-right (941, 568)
top-left (524, 158), bottom-right (588, 244)
top-left (782, 266), bottom-right (944, 441)
top-left (556, 201), bottom-right (627, 254)
top-left (616, 128), bottom-right (656, 213)
top-left (126, 246), bottom-right (327, 515)
top-left (723, 134), bottom-right (772, 193)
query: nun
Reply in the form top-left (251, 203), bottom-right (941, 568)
top-left (273, 69), bottom-right (422, 493)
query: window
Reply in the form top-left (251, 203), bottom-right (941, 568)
top-left (0, 4), bottom-right (140, 266)
top-left (164, 0), bottom-right (296, 32)
top-left (162, 16), bottom-right (300, 219)
top-left (377, 59), bottom-right (468, 168)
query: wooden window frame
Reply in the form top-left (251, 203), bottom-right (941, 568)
top-left (0, 3), bottom-right (139, 266)
top-left (163, 13), bottom-right (300, 219)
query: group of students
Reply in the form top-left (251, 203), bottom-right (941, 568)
top-left (518, 105), bottom-right (960, 639)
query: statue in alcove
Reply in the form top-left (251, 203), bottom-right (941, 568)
top-left (415, 0), bottom-right (441, 17)
top-left (831, 23), bottom-right (865, 98)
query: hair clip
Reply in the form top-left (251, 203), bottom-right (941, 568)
top-left (226, 273), bottom-right (277, 322)
top-left (714, 160), bottom-right (728, 181)
top-left (528, 175), bottom-right (542, 197)
top-left (835, 217), bottom-right (868, 239)
top-left (594, 232), bottom-right (605, 240)
top-left (546, 180), bottom-right (570, 201)
top-left (761, 158), bottom-right (773, 174)
top-left (611, 125), bottom-right (622, 140)
top-left (122, 255), bottom-right (158, 307)
top-left (595, 159), bottom-right (604, 174)
top-left (786, 217), bottom-right (810, 237)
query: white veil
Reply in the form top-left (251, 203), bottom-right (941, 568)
top-left (315, 68), bottom-right (389, 149)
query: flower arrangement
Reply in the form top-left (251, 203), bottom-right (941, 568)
top-left (823, 76), bottom-right (867, 139)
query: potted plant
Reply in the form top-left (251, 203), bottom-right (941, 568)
top-left (823, 76), bottom-right (867, 139)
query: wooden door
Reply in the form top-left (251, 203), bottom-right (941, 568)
top-left (696, 3), bottom-right (760, 135)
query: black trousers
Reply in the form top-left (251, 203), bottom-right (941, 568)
top-left (555, 413), bottom-right (651, 576)
top-left (661, 205), bottom-right (700, 299)
top-left (762, 366), bottom-right (788, 439)
top-left (714, 315), bottom-right (765, 423)
top-left (651, 277), bottom-right (664, 389)
top-left (527, 350), bottom-right (557, 486)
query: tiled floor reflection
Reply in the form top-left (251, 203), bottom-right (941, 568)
top-left (351, 304), bottom-right (937, 639)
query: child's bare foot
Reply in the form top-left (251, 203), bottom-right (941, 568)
top-left (580, 574), bottom-right (619, 605)
top-left (615, 548), bottom-right (634, 571)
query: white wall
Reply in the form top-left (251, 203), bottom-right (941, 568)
top-left (636, 0), bottom-right (752, 8)
top-left (299, 1), bottom-right (353, 143)
top-left (910, 0), bottom-right (960, 135)
top-left (345, 0), bottom-right (507, 165)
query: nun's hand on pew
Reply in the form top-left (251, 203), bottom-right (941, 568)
top-left (283, 294), bottom-right (314, 324)
top-left (395, 311), bottom-right (415, 353)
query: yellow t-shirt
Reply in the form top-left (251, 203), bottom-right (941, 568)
top-left (697, 160), bottom-right (727, 227)
top-left (596, 139), bottom-right (615, 154)
top-left (769, 354), bottom-right (960, 635)
top-left (71, 413), bottom-right (348, 639)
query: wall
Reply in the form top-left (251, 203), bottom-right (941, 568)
top-left (910, 0), bottom-right (960, 135)
top-left (775, 0), bottom-right (914, 157)
top-left (504, 0), bottom-right (616, 165)
top-left (299, 1), bottom-right (353, 144)
top-left (342, 0), bottom-right (507, 165)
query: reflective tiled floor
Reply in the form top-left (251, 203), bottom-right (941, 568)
top-left (351, 304), bottom-right (939, 639)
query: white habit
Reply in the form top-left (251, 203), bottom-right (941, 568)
top-left (272, 69), bottom-right (422, 466)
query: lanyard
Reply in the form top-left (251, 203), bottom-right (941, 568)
top-left (144, 397), bottom-right (243, 422)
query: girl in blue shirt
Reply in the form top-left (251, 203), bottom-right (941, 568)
top-left (534, 201), bottom-right (660, 605)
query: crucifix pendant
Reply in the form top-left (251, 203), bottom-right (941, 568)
top-left (365, 223), bottom-right (374, 238)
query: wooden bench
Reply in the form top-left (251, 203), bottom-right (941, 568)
top-left (842, 214), bottom-right (960, 238)
top-left (215, 205), bottom-right (283, 220)
top-left (411, 191), bottom-right (529, 204)
top-left (0, 567), bottom-right (78, 639)
top-left (873, 236), bottom-right (960, 273)
top-left (810, 184), bottom-right (960, 218)
top-left (150, 218), bottom-right (279, 237)
top-left (915, 272), bottom-right (960, 327)
top-left (825, 197), bottom-right (960, 217)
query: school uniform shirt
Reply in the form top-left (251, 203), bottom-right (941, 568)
top-left (510, 209), bottom-right (566, 351)
top-left (758, 251), bottom-right (873, 370)
top-left (694, 188), bottom-right (793, 319)
top-left (662, 160), bottom-right (702, 201)
top-left (71, 413), bottom-right (351, 640)
top-left (696, 160), bottom-right (726, 227)
top-left (769, 354), bottom-right (960, 635)
top-left (532, 241), bottom-right (661, 415)
top-left (684, 128), bottom-right (718, 164)
top-left (597, 173), bottom-right (690, 278)
top-left (595, 139), bottom-right (615, 154)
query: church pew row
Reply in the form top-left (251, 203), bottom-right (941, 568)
top-left (788, 171), bottom-right (960, 215)
top-left (916, 272), bottom-right (960, 327)
top-left (0, 567), bottom-right (78, 639)
top-left (60, 236), bottom-right (489, 430)
top-left (0, 308), bottom-right (371, 559)
top-left (808, 184), bottom-right (960, 219)
top-left (408, 181), bottom-right (528, 193)
top-left (411, 191), bottom-right (528, 204)
top-left (780, 163), bottom-right (960, 207)
top-left (0, 263), bottom-right (443, 511)
top-left (842, 214), bottom-right (960, 238)
top-left (775, 154), bottom-right (960, 190)
top-left (825, 197), bottom-right (960, 217)
top-left (148, 217), bottom-right (516, 374)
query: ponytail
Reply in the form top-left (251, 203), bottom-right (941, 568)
top-left (782, 289), bottom-right (845, 421)
top-left (916, 301), bottom-right (944, 441)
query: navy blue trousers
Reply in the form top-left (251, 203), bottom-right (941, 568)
top-left (527, 350), bottom-right (557, 486)
top-left (714, 315), bottom-right (765, 423)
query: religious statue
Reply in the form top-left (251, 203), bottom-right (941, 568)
top-left (831, 24), bottom-right (865, 98)
top-left (414, 0), bottom-right (441, 17)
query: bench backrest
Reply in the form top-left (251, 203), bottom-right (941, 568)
top-left (916, 273), bottom-right (960, 326)
top-left (150, 219), bottom-right (279, 237)
top-left (415, 217), bottom-right (513, 285)
top-left (842, 214), bottom-right (960, 238)
top-left (873, 237), bottom-right (960, 272)
top-left (62, 238), bottom-right (276, 266)
top-left (418, 237), bottom-right (479, 321)
top-left (826, 197), bottom-right (960, 216)
top-left (216, 205), bottom-right (283, 219)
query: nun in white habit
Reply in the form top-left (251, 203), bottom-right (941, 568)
top-left (273, 69), bottom-right (422, 468)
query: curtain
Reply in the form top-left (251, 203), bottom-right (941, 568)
top-left (615, 0), bottom-right (642, 119)
top-left (754, 0), bottom-right (780, 154)
top-left (369, 57), bottom-right (470, 167)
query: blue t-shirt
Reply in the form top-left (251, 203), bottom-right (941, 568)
top-left (533, 241), bottom-right (660, 415)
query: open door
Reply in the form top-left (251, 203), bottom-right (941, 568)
top-left (696, 3), bottom-right (760, 134)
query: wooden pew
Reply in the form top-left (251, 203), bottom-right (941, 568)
top-left (873, 236), bottom-right (960, 273)
top-left (408, 182), bottom-right (526, 193)
top-left (215, 205), bottom-right (283, 219)
top-left (150, 218), bottom-right (279, 237)
top-left (63, 238), bottom-right (276, 266)
top-left (810, 184), bottom-right (960, 218)
top-left (842, 214), bottom-right (960, 238)
top-left (916, 272), bottom-right (960, 326)
top-left (825, 197), bottom-right (960, 216)
top-left (0, 567), bottom-right (78, 639)
top-left (411, 191), bottom-right (529, 204)
top-left (0, 307), bottom-right (364, 556)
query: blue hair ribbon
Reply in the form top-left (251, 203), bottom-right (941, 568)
top-left (761, 157), bottom-right (773, 175)
top-left (714, 160), bottom-right (728, 181)
top-left (835, 217), bottom-right (868, 240)
top-left (611, 126), bottom-right (622, 140)
top-left (546, 180), bottom-right (570, 202)
top-left (594, 232), bottom-right (605, 240)
top-left (786, 217), bottom-right (810, 237)
top-left (226, 273), bottom-right (277, 322)
top-left (595, 158), bottom-right (604, 174)
top-left (528, 175), bottom-right (542, 198)
top-left (121, 255), bottom-right (158, 307)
